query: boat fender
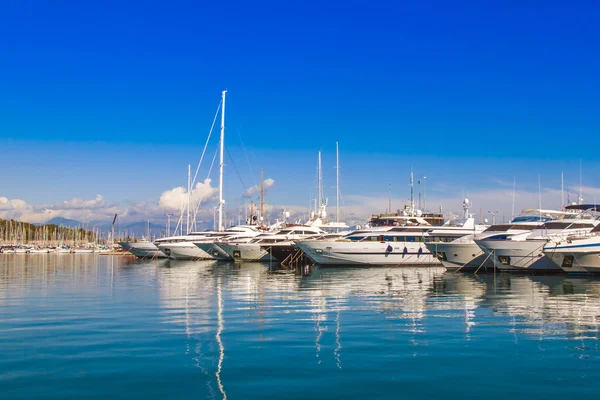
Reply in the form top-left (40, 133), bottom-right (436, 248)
top-left (418, 247), bottom-right (423, 254)
top-left (403, 246), bottom-right (408, 254)
top-left (386, 245), bottom-right (393, 253)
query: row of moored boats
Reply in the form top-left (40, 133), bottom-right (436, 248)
top-left (118, 200), bottom-right (600, 274)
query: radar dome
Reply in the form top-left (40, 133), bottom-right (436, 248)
top-left (416, 209), bottom-right (423, 217)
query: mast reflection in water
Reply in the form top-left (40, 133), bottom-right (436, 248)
top-left (1, 255), bottom-right (600, 399)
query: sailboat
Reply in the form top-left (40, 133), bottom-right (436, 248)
top-left (157, 90), bottom-right (229, 260)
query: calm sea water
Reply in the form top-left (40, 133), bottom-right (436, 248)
top-left (1, 255), bottom-right (600, 399)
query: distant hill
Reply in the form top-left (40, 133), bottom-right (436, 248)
top-left (120, 221), bottom-right (164, 238)
top-left (46, 217), bottom-right (83, 228)
top-left (44, 218), bottom-right (164, 238)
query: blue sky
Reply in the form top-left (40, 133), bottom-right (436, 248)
top-left (1, 0), bottom-right (599, 224)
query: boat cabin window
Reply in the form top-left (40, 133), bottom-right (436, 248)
top-left (511, 216), bottom-right (553, 223)
top-left (483, 234), bottom-right (510, 241)
top-left (483, 225), bottom-right (512, 232)
top-left (346, 236), bottom-right (365, 241)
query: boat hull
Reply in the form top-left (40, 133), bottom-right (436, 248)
top-left (124, 242), bottom-right (168, 259)
top-left (544, 240), bottom-right (600, 274)
top-left (475, 239), bottom-right (562, 272)
top-left (216, 243), bottom-right (275, 262)
top-left (157, 243), bottom-right (213, 260)
top-left (195, 243), bottom-right (232, 261)
top-left (295, 240), bottom-right (440, 266)
top-left (425, 241), bottom-right (492, 272)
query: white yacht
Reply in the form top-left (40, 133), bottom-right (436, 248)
top-left (426, 211), bottom-right (557, 272)
top-left (215, 225), bottom-right (326, 262)
top-left (194, 225), bottom-right (263, 260)
top-left (296, 199), bottom-right (486, 267)
top-left (543, 226), bottom-right (600, 273)
top-left (542, 206), bottom-right (600, 273)
top-left (156, 231), bottom-right (224, 260)
top-left (475, 206), bottom-right (598, 272)
top-left (120, 241), bottom-right (168, 259)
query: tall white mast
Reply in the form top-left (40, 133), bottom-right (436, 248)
top-left (410, 169), bottom-right (414, 216)
top-left (187, 164), bottom-right (191, 234)
top-left (218, 90), bottom-right (227, 231)
top-left (335, 142), bottom-right (340, 223)
top-left (317, 151), bottom-right (323, 211)
top-left (260, 168), bottom-right (264, 222)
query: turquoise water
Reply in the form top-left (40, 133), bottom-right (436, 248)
top-left (1, 255), bottom-right (600, 399)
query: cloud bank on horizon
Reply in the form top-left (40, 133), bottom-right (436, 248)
top-left (2, 183), bottom-right (599, 227)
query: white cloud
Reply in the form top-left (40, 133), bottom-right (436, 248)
top-left (61, 194), bottom-right (108, 210)
top-left (158, 178), bottom-right (218, 212)
top-left (243, 178), bottom-right (275, 198)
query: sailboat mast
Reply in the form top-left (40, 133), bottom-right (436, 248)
top-left (260, 168), bottom-right (264, 221)
top-left (336, 142), bottom-right (340, 223)
top-left (218, 90), bottom-right (226, 231)
top-left (317, 151), bottom-right (323, 211)
top-left (187, 164), bottom-right (191, 234)
top-left (410, 169), bottom-right (414, 215)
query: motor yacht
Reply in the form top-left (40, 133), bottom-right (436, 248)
top-left (475, 205), bottom-right (599, 272)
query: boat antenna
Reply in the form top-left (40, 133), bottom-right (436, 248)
top-left (218, 89), bottom-right (227, 232)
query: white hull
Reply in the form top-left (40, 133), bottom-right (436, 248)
top-left (124, 242), bottom-right (168, 259)
top-left (475, 239), bottom-right (562, 272)
top-left (425, 241), bottom-right (492, 272)
top-left (30, 249), bottom-right (50, 254)
top-left (295, 240), bottom-right (440, 266)
top-left (72, 249), bottom-right (95, 254)
top-left (196, 243), bottom-right (232, 260)
top-left (544, 239), bottom-right (600, 273)
top-left (158, 242), bottom-right (213, 260)
top-left (216, 243), bottom-right (275, 262)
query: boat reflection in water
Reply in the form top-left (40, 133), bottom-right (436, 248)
top-left (3, 255), bottom-right (600, 399)
top-left (152, 260), bottom-right (600, 395)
